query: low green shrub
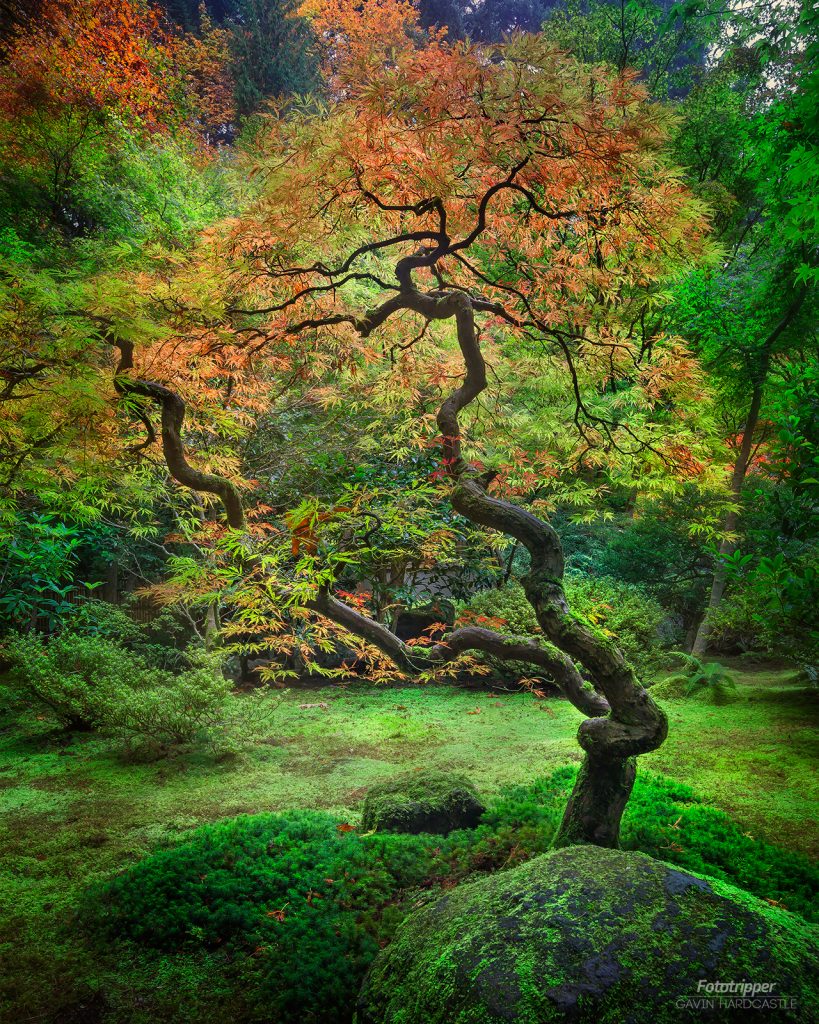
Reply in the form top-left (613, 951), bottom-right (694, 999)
top-left (458, 582), bottom-right (540, 637)
top-left (2, 631), bottom-right (235, 746)
top-left (459, 576), bottom-right (667, 680)
top-left (4, 630), bottom-right (139, 731)
top-left (493, 767), bottom-right (818, 920)
top-left (87, 770), bottom-right (818, 1023)
top-left (566, 574), bottom-right (667, 676)
top-left (621, 773), bottom-right (818, 918)
top-left (90, 811), bottom-right (441, 1023)
top-left (61, 601), bottom-right (189, 670)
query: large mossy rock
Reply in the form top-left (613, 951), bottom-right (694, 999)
top-left (358, 846), bottom-right (818, 1023)
top-left (361, 770), bottom-right (485, 835)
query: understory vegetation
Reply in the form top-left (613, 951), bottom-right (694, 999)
top-left (1, 665), bottom-right (816, 1022)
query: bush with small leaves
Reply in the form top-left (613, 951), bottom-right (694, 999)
top-left (61, 601), bottom-right (189, 670)
top-left (3, 630), bottom-right (139, 730)
top-left (2, 631), bottom-right (236, 746)
top-left (89, 811), bottom-right (444, 1024)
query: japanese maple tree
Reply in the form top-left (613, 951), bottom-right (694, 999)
top-left (89, 18), bottom-right (715, 847)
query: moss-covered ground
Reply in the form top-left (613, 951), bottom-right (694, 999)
top-left (0, 662), bottom-right (816, 1021)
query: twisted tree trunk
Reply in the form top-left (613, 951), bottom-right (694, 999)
top-left (432, 289), bottom-right (667, 847)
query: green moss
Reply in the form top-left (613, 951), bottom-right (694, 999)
top-left (0, 665), bottom-right (815, 1022)
top-left (361, 770), bottom-right (486, 834)
top-left (358, 846), bottom-right (819, 1024)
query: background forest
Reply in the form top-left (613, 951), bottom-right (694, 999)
top-left (0, 0), bottom-right (816, 1021)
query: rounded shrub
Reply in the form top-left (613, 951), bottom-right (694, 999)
top-left (61, 601), bottom-right (189, 670)
top-left (2, 631), bottom-right (234, 746)
top-left (89, 810), bottom-right (445, 1023)
top-left (565, 573), bottom-right (667, 677)
top-left (357, 845), bottom-right (819, 1024)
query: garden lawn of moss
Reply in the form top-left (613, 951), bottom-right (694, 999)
top-left (0, 663), bottom-right (815, 1022)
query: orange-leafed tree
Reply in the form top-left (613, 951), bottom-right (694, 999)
top-left (96, 26), bottom-right (714, 847)
top-left (0, 0), bottom-right (174, 129)
top-left (0, 0), bottom-right (232, 231)
top-left (171, 4), bottom-right (235, 141)
top-left (299, 0), bottom-right (423, 82)
top-left (297, 0), bottom-right (451, 117)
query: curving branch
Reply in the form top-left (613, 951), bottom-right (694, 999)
top-left (310, 590), bottom-right (609, 719)
top-left (111, 336), bottom-right (246, 530)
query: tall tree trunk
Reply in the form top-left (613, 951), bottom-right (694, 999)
top-left (204, 601), bottom-right (220, 650)
top-left (691, 378), bottom-right (764, 657)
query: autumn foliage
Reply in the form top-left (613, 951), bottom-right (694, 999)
top-left (0, 0), bottom-right (173, 127)
top-left (0, 0), bottom-right (234, 139)
top-left (300, 0), bottom-right (424, 81)
top-left (223, 25), bottom-right (712, 478)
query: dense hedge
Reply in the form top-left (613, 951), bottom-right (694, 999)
top-left (86, 769), bottom-right (818, 1023)
top-left (2, 630), bottom-right (234, 746)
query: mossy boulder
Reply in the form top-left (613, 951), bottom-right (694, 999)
top-left (361, 771), bottom-right (485, 835)
top-left (357, 846), bottom-right (818, 1023)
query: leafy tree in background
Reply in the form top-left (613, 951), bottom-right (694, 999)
top-left (670, 3), bottom-right (818, 653)
top-left (463, 0), bottom-right (556, 41)
top-left (230, 0), bottom-right (319, 118)
top-left (543, 0), bottom-right (716, 97)
top-left (672, 257), bottom-right (814, 654)
top-left (173, 5), bottom-right (237, 140)
top-left (158, 0), bottom-right (235, 32)
top-left (562, 0), bottom-right (817, 654)
top-left (0, 0), bottom-right (235, 244)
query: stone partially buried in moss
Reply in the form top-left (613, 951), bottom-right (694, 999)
top-left (357, 846), bottom-right (818, 1024)
top-left (361, 770), bottom-right (486, 835)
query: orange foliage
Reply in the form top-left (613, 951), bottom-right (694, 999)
top-left (0, 0), bottom-right (234, 142)
top-left (0, 0), bottom-right (174, 130)
top-left (299, 0), bottom-right (425, 83)
top-left (286, 506), bottom-right (352, 555)
top-left (171, 5), bottom-right (235, 136)
top-left (230, 35), bottom-right (712, 403)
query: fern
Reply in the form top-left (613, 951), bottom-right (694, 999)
top-left (665, 653), bottom-right (739, 705)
